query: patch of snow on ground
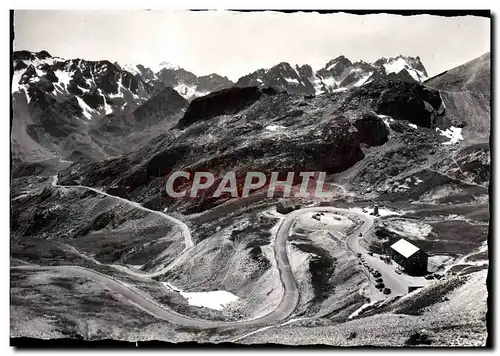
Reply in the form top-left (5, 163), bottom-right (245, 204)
top-left (353, 72), bottom-right (373, 87)
top-left (54, 70), bottom-right (74, 89)
top-left (11, 70), bottom-right (25, 93)
top-left (108, 78), bottom-right (125, 99)
top-left (377, 114), bottom-right (394, 128)
top-left (78, 86), bottom-right (90, 94)
top-left (153, 61), bottom-right (180, 72)
top-left (406, 69), bottom-right (422, 82)
top-left (266, 125), bottom-right (286, 131)
top-left (174, 83), bottom-right (209, 100)
top-left (118, 63), bottom-right (140, 76)
top-left (385, 220), bottom-right (432, 240)
top-left (326, 61), bottom-right (338, 71)
top-left (331, 87), bottom-right (348, 93)
top-left (312, 77), bottom-right (324, 95)
top-left (34, 66), bottom-right (45, 78)
top-left (98, 89), bottom-right (113, 114)
top-left (408, 123), bottom-right (418, 129)
top-left (162, 282), bottom-right (239, 311)
top-left (395, 183), bottom-right (410, 191)
top-left (438, 93), bottom-right (446, 114)
top-left (348, 301), bottom-right (378, 319)
top-left (383, 57), bottom-right (407, 75)
top-left (383, 58), bottom-right (426, 82)
top-left (75, 96), bottom-right (97, 120)
top-left (321, 76), bottom-right (339, 90)
top-left (436, 126), bottom-right (464, 145)
top-left (350, 206), bottom-right (402, 217)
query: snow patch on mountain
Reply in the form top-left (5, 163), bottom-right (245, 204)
top-left (174, 83), bottom-right (210, 100)
top-left (326, 61), bottom-right (339, 71)
top-left (353, 72), bottom-right (373, 87)
top-left (383, 57), bottom-right (428, 81)
top-left (285, 77), bottom-right (300, 85)
top-left (11, 70), bottom-right (25, 94)
top-left (153, 61), bottom-right (181, 72)
top-left (162, 282), bottom-right (239, 311)
top-left (117, 63), bottom-right (141, 76)
top-left (436, 126), bottom-right (464, 145)
top-left (75, 96), bottom-right (98, 120)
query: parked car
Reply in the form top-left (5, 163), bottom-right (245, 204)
top-left (379, 255), bottom-right (384, 260)
top-left (375, 278), bottom-right (383, 283)
top-left (425, 274), bottom-right (435, 280)
top-left (357, 253), bottom-right (362, 258)
top-left (433, 273), bottom-right (443, 280)
top-left (375, 283), bottom-right (385, 289)
top-left (395, 269), bottom-right (402, 275)
top-left (368, 252), bottom-right (374, 256)
top-left (383, 288), bottom-right (392, 295)
top-left (359, 233), bottom-right (363, 237)
top-left (373, 271), bottom-right (382, 278)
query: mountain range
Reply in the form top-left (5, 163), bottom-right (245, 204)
top-left (12, 50), bottom-right (428, 111)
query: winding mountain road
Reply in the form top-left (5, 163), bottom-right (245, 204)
top-left (51, 175), bottom-right (193, 248)
top-left (23, 176), bottom-right (380, 329)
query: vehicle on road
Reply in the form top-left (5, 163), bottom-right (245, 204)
top-left (368, 252), bottom-right (374, 256)
top-left (395, 269), bottom-right (402, 275)
top-left (359, 233), bottom-right (363, 237)
top-left (383, 288), bottom-right (391, 295)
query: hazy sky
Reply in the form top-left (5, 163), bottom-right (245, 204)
top-left (13, 10), bottom-right (490, 81)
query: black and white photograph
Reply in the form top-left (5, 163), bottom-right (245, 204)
top-left (9, 9), bottom-right (491, 347)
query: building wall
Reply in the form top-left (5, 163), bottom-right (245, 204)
top-left (389, 248), bottom-right (428, 276)
top-left (390, 250), bottom-right (407, 270)
top-left (407, 250), bottom-right (428, 275)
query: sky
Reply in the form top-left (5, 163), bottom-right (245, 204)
top-left (13, 10), bottom-right (490, 81)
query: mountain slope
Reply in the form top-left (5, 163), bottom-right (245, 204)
top-left (11, 51), bottom-right (189, 170)
top-left (425, 52), bottom-right (490, 137)
top-left (57, 79), bottom-right (446, 214)
top-left (115, 62), bottom-right (235, 101)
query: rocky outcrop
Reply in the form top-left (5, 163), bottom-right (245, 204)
top-left (132, 87), bottom-right (188, 129)
top-left (374, 81), bottom-right (443, 128)
top-left (354, 112), bottom-right (390, 146)
top-left (178, 86), bottom-right (278, 129)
